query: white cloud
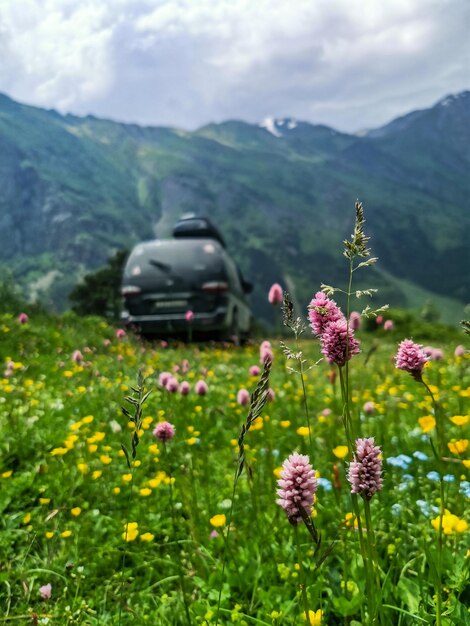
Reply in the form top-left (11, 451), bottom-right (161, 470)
top-left (0, 0), bottom-right (468, 130)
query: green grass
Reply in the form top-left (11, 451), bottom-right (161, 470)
top-left (0, 310), bottom-right (468, 625)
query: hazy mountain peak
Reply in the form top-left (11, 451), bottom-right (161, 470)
top-left (259, 116), bottom-right (298, 137)
top-left (436, 90), bottom-right (470, 108)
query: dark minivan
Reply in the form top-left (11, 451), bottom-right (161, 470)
top-left (121, 217), bottom-right (252, 339)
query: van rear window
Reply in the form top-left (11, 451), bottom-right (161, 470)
top-left (124, 240), bottom-right (223, 279)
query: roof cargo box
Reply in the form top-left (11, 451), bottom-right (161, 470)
top-left (173, 216), bottom-right (226, 247)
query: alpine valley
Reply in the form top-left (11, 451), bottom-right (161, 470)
top-left (0, 91), bottom-right (468, 325)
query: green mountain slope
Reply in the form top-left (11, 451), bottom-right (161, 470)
top-left (0, 91), bottom-right (468, 324)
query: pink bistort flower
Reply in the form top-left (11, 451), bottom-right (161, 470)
top-left (185, 310), bottom-right (194, 322)
top-left (454, 345), bottom-right (465, 357)
top-left (395, 339), bottom-right (429, 382)
top-left (237, 389), bottom-right (250, 406)
top-left (39, 583), bottom-right (52, 600)
top-left (179, 381), bottom-right (191, 395)
top-left (165, 377), bottom-right (179, 393)
top-left (17, 312), bottom-right (29, 324)
top-left (153, 421), bottom-right (175, 442)
top-left (268, 283), bottom-right (283, 305)
top-left (349, 311), bottom-right (362, 331)
top-left (363, 401), bottom-right (375, 414)
top-left (115, 328), bottom-right (126, 339)
top-left (276, 452), bottom-right (317, 524)
top-left (195, 380), bottom-right (208, 396)
top-left (158, 372), bottom-right (172, 387)
top-left (72, 350), bottom-right (83, 364)
top-left (249, 365), bottom-right (261, 376)
top-left (320, 318), bottom-right (360, 367)
top-left (260, 340), bottom-right (273, 364)
top-left (308, 291), bottom-right (343, 337)
top-left (347, 437), bottom-right (383, 500)
top-left (383, 320), bottom-right (394, 331)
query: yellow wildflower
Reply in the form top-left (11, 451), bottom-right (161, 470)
top-left (302, 609), bottom-right (323, 624)
top-left (209, 514), bottom-right (226, 528)
top-left (123, 522), bottom-right (139, 542)
top-left (61, 530), bottom-right (72, 538)
top-left (450, 415), bottom-right (469, 427)
top-left (71, 507), bottom-right (81, 517)
top-left (418, 415), bottom-right (436, 433)
top-left (139, 488), bottom-right (152, 497)
top-left (448, 440), bottom-right (469, 455)
top-left (50, 447), bottom-right (69, 456)
top-left (280, 420), bottom-right (291, 428)
top-left (297, 426), bottom-right (311, 437)
top-left (333, 445), bottom-right (349, 459)
top-left (140, 532), bottom-right (154, 542)
top-left (431, 511), bottom-right (468, 534)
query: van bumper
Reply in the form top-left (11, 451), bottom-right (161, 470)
top-left (121, 307), bottom-right (229, 335)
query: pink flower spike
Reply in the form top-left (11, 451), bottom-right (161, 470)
top-left (268, 283), bottom-right (283, 305)
top-left (454, 345), bottom-right (465, 357)
top-left (348, 437), bottom-right (383, 500)
top-left (179, 381), bottom-right (191, 395)
top-left (237, 389), bottom-right (250, 406)
top-left (153, 421), bottom-right (175, 442)
top-left (158, 372), bottom-right (172, 387)
top-left (72, 350), bottom-right (83, 364)
top-left (249, 365), bottom-right (261, 376)
top-left (276, 452), bottom-right (317, 524)
top-left (115, 328), bottom-right (126, 339)
top-left (195, 380), bottom-right (208, 396)
top-left (260, 340), bottom-right (273, 364)
top-left (395, 339), bottom-right (429, 382)
top-left (363, 401), bottom-right (375, 414)
top-left (349, 311), bottom-right (362, 331)
top-left (320, 318), bottom-right (360, 367)
top-left (17, 313), bottom-right (29, 324)
top-left (308, 292), bottom-right (343, 337)
top-left (383, 320), bottom-right (394, 331)
top-left (185, 310), bottom-right (194, 322)
top-left (165, 377), bottom-right (179, 393)
top-left (376, 315), bottom-right (384, 325)
top-left (39, 583), bottom-right (52, 600)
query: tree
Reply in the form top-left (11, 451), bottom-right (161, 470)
top-left (68, 250), bottom-right (128, 319)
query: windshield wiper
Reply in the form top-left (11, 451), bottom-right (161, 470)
top-left (148, 259), bottom-right (172, 273)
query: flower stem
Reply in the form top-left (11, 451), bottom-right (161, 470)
top-left (164, 443), bottom-right (192, 626)
top-left (294, 525), bottom-right (312, 625)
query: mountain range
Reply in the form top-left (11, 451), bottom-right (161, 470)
top-left (0, 90), bottom-right (469, 325)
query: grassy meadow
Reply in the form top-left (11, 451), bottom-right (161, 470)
top-left (0, 306), bottom-right (468, 625)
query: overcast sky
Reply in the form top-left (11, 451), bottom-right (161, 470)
top-left (0, 0), bottom-right (468, 132)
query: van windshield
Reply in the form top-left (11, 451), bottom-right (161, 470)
top-left (124, 239), bottom-right (224, 282)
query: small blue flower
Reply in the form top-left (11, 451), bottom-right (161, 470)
top-left (413, 451), bottom-right (428, 461)
top-left (459, 481), bottom-right (470, 498)
top-left (426, 471), bottom-right (440, 482)
top-left (416, 499), bottom-right (440, 517)
top-left (443, 474), bottom-right (455, 483)
top-left (317, 477), bottom-right (333, 492)
top-left (391, 503), bottom-right (402, 517)
top-left (387, 455), bottom-right (412, 469)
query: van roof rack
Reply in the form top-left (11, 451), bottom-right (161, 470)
top-left (172, 216), bottom-right (226, 248)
